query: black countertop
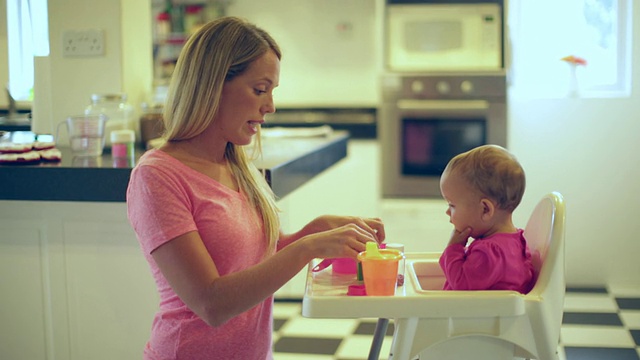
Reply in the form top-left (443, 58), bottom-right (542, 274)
top-left (0, 131), bottom-right (348, 202)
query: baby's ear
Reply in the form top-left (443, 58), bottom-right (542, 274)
top-left (480, 198), bottom-right (495, 220)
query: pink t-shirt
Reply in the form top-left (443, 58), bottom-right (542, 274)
top-left (127, 149), bottom-right (274, 360)
top-left (439, 229), bottom-right (535, 294)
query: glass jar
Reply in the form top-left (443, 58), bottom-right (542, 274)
top-left (85, 93), bottom-right (137, 147)
top-left (139, 103), bottom-right (165, 149)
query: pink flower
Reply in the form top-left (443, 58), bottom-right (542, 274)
top-left (561, 55), bottom-right (587, 66)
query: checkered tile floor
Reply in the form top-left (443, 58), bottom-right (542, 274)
top-left (272, 285), bottom-right (640, 360)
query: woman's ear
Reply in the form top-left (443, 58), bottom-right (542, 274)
top-left (480, 198), bottom-right (495, 221)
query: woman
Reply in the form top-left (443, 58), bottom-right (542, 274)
top-left (127, 16), bottom-right (384, 360)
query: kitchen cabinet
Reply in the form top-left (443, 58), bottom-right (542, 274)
top-left (62, 213), bottom-right (158, 359)
top-left (0, 216), bottom-right (51, 360)
top-left (0, 201), bottom-right (158, 360)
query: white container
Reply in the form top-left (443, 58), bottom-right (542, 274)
top-left (85, 93), bottom-right (138, 147)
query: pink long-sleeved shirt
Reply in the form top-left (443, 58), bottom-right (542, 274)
top-left (439, 229), bottom-right (535, 294)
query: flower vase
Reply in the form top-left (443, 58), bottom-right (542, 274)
top-left (568, 65), bottom-right (579, 98)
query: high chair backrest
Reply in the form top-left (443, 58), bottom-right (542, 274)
top-left (523, 192), bottom-right (566, 296)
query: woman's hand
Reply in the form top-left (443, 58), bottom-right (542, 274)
top-left (448, 227), bottom-right (472, 247)
top-left (278, 215), bottom-right (385, 253)
top-left (299, 222), bottom-right (379, 259)
top-left (303, 215), bottom-right (385, 243)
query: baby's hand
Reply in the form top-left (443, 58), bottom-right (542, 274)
top-left (448, 227), bottom-right (472, 246)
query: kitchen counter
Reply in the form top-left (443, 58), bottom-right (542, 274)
top-left (0, 130), bottom-right (349, 359)
top-left (264, 107), bottom-right (377, 139)
top-left (0, 131), bottom-right (349, 202)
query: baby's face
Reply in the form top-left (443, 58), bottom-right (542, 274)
top-left (440, 172), bottom-right (485, 238)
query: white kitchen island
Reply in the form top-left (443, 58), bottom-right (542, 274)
top-left (0, 201), bottom-right (156, 360)
top-left (0, 132), bottom-right (348, 360)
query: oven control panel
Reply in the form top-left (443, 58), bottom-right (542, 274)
top-left (383, 73), bottom-right (506, 101)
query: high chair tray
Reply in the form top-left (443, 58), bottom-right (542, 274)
top-left (302, 252), bottom-right (527, 319)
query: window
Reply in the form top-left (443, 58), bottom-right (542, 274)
top-left (508, 0), bottom-right (632, 98)
top-left (6, 0), bottom-right (49, 101)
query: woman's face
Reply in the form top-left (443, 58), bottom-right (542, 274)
top-left (440, 170), bottom-right (486, 238)
top-left (215, 50), bottom-right (280, 146)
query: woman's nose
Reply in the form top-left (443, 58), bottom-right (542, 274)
top-left (262, 96), bottom-right (276, 114)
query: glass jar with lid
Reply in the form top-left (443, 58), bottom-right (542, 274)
top-left (85, 93), bottom-right (138, 147)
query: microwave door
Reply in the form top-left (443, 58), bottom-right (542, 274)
top-left (386, 4), bottom-right (502, 72)
top-left (405, 21), bottom-right (462, 52)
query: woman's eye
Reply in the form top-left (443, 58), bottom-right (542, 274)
top-left (254, 88), bottom-right (266, 95)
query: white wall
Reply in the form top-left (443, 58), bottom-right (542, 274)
top-left (12, 0), bottom-right (152, 136)
top-left (30, 1), bottom-right (122, 133)
top-left (227, 0), bottom-right (383, 108)
top-left (508, 4), bottom-right (640, 287)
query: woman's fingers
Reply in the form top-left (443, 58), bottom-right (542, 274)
top-left (352, 217), bottom-right (386, 243)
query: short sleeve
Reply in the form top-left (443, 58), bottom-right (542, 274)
top-left (127, 163), bottom-right (198, 255)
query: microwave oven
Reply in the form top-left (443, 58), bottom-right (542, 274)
top-left (385, 3), bottom-right (503, 72)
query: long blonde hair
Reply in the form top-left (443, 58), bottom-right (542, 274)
top-left (163, 16), bottom-right (281, 252)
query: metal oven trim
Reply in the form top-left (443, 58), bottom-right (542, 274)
top-left (380, 74), bottom-right (507, 198)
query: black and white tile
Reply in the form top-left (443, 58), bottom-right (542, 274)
top-left (272, 285), bottom-right (640, 360)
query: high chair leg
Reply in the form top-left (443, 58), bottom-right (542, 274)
top-left (368, 318), bottom-right (390, 360)
top-left (389, 317), bottom-right (420, 360)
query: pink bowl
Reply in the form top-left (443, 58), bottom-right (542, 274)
top-left (331, 258), bottom-right (357, 274)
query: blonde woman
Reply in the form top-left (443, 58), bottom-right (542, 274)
top-left (127, 17), bottom-right (384, 360)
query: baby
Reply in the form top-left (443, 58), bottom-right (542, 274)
top-left (438, 145), bottom-right (535, 294)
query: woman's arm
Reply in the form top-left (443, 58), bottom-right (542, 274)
top-left (152, 222), bottom-right (377, 327)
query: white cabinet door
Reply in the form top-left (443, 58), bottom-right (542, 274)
top-left (0, 201), bottom-right (159, 360)
top-left (61, 204), bottom-right (158, 360)
top-left (0, 219), bottom-right (51, 360)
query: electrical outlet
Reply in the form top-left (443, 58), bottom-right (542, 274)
top-left (62, 29), bottom-right (104, 57)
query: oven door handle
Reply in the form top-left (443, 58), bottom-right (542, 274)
top-left (396, 99), bottom-right (489, 111)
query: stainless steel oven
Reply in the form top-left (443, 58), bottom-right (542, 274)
top-left (380, 72), bottom-right (507, 197)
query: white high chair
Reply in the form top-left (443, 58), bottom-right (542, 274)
top-left (390, 192), bottom-right (566, 360)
